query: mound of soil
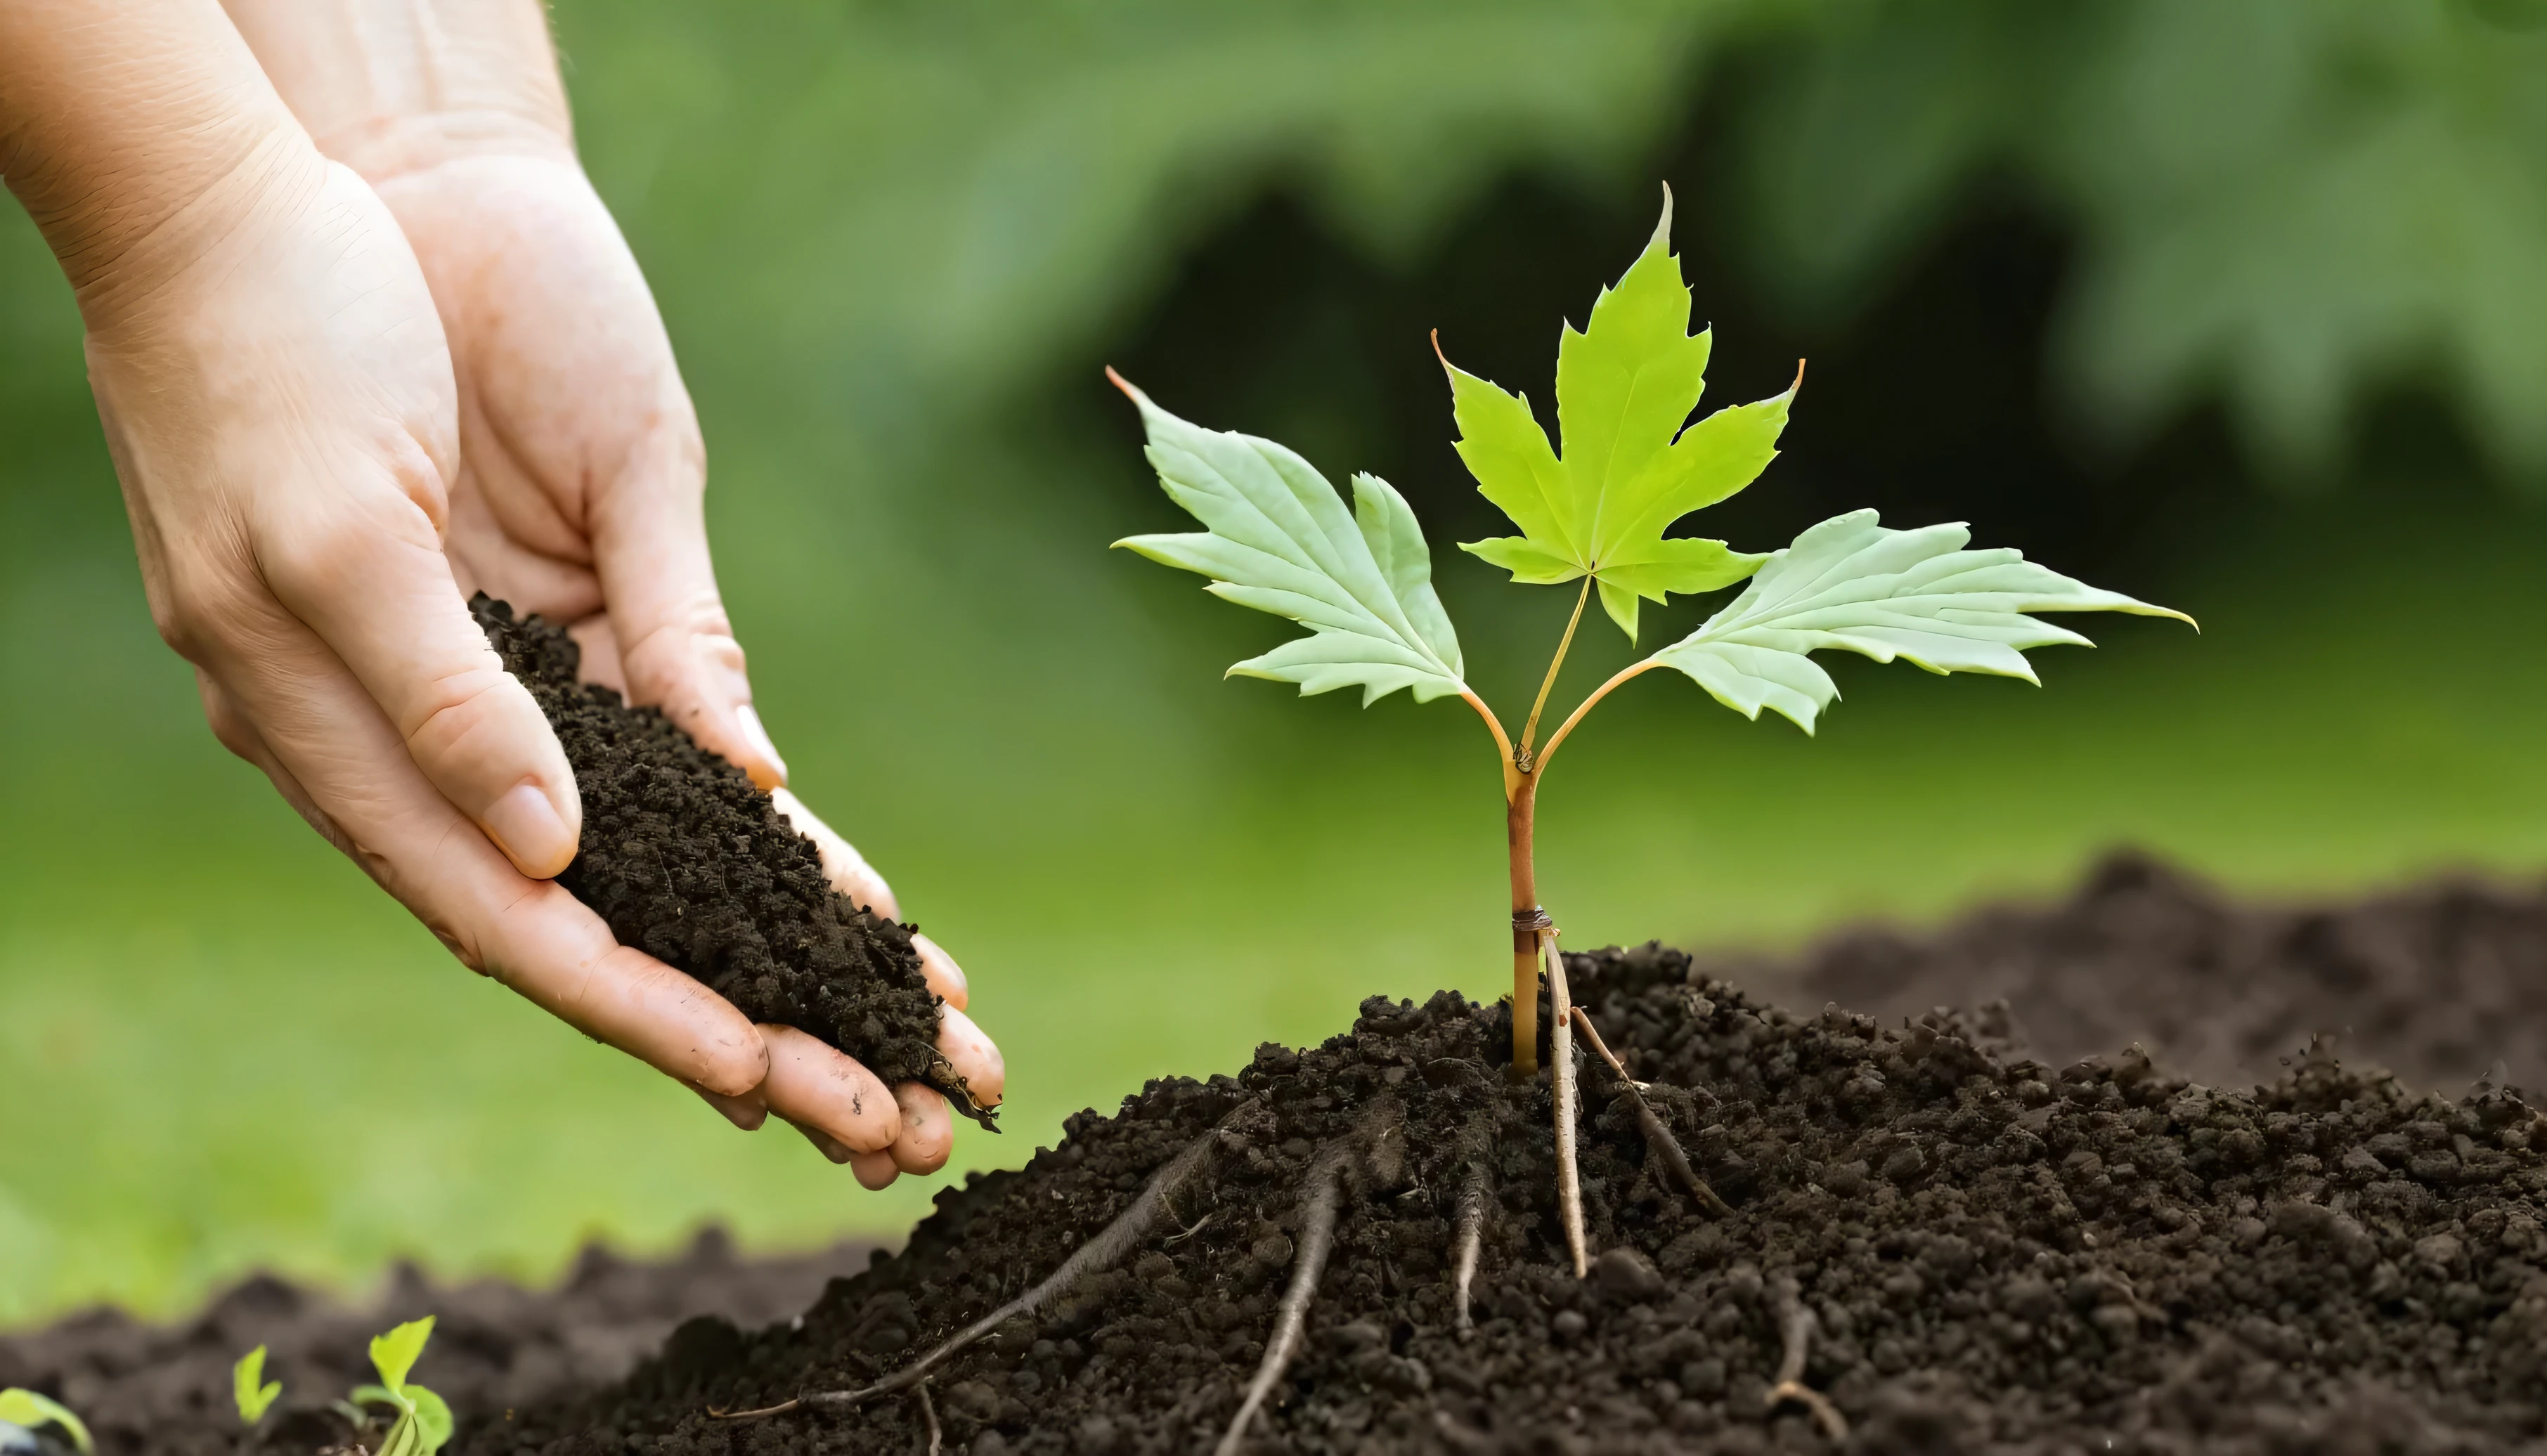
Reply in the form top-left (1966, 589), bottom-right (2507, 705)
top-left (471, 598), bottom-right (965, 1106)
top-left (456, 943), bottom-right (2547, 1456)
top-left (0, 1233), bottom-right (877, 1456)
top-left (1783, 852), bottom-right (2547, 1095)
top-left (27, 857), bottom-right (2547, 1454)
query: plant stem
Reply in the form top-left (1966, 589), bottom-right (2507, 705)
top-left (1507, 771), bottom-right (1541, 1074)
top-left (1518, 578), bottom-right (1593, 763)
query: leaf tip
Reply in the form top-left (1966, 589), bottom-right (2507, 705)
top-left (1095, 364), bottom-right (1146, 410)
top-left (1652, 182), bottom-right (1676, 252)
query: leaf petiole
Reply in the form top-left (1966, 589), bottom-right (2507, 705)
top-left (1517, 577), bottom-right (1592, 769)
top-left (1531, 658), bottom-right (1662, 781)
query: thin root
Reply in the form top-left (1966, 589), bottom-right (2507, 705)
top-left (1569, 1006), bottom-right (1732, 1218)
top-left (1217, 1139), bottom-right (1352, 1456)
top-left (1765, 1274), bottom-right (1848, 1441)
top-left (1545, 933), bottom-right (1588, 1278)
top-left (718, 1103), bottom-right (1250, 1419)
top-left (916, 1382), bottom-right (942, 1456)
top-left (1451, 1116), bottom-right (1493, 1337)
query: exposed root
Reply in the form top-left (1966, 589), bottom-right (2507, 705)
top-left (916, 1382), bottom-right (942, 1456)
top-left (717, 1105), bottom-right (1251, 1419)
top-left (1544, 934), bottom-right (1588, 1278)
top-left (1765, 1274), bottom-right (1848, 1441)
top-left (1451, 1116), bottom-right (1493, 1337)
top-left (1217, 1138), bottom-right (1354, 1456)
top-left (1569, 1006), bottom-right (1732, 1218)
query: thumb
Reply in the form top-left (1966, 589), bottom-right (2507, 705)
top-left (263, 488), bottom-right (582, 877)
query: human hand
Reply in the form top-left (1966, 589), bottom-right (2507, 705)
top-left (355, 144), bottom-right (1002, 1188)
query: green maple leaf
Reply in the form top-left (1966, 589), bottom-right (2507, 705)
top-left (1112, 370), bottom-right (1470, 707)
top-left (1647, 509), bottom-right (2194, 734)
top-left (1444, 188), bottom-right (1791, 642)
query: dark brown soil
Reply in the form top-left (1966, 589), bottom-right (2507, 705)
top-left (1782, 851), bottom-right (2547, 1097)
top-left (30, 856), bottom-right (2547, 1454)
top-left (0, 1233), bottom-right (879, 1456)
top-left (470, 597), bottom-right (966, 1107)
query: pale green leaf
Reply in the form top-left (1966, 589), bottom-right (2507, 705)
top-left (233, 1346), bottom-right (282, 1424)
top-left (0, 1391), bottom-right (91, 1455)
top-left (368, 1317), bottom-right (434, 1396)
top-left (1648, 509), bottom-right (2193, 733)
top-left (1458, 535), bottom-right (1583, 585)
top-left (352, 1384), bottom-right (407, 1413)
top-left (1447, 189), bottom-right (1784, 633)
top-left (1113, 375), bottom-right (1469, 707)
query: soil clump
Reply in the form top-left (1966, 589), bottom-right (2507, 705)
top-left (471, 598), bottom-right (962, 1105)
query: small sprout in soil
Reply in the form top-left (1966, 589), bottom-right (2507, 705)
top-left (346, 1317), bottom-right (454, 1456)
top-left (233, 1343), bottom-right (282, 1424)
top-left (0, 1391), bottom-right (90, 1455)
top-left (1111, 183), bottom-right (2190, 1273)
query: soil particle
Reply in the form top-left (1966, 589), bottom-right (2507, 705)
top-left (470, 597), bottom-right (961, 1104)
top-left (454, 949), bottom-right (2547, 1455)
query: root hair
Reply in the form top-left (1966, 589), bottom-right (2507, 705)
top-left (1569, 1006), bottom-right (1731, 1218)
top-left (1765, 1273), bottom-right (1848, 1441)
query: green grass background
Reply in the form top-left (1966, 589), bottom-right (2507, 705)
top-left (6, 0), bottom-right (2547, 1324)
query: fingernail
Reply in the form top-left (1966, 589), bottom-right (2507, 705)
top-left (484, 781), bottom-right (576, 878)
top-left (735, 703), bottom-right (788, 787)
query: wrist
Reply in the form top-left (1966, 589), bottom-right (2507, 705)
top-left (70, 126), bottom-right (335, 337)
top-left (0, 0), bottom-right (316, 295)
top-left (221, 0), bottom-right (575, 183)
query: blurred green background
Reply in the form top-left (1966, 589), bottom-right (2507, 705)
top-left (9, 0), bottom-right (2547, 1322)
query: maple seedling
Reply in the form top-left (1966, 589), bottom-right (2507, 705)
top-left (1110, 190), bottom-right (2188, 1261)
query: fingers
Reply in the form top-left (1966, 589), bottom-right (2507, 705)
top-left (754, 1025), bottom-right (901, 1153)
top-left (850, 1148), bottom-right (901, 1190)
top-left (387, 157), bottom-right (782, 792)
top-left (770, 787), bottom-right (897, 917)
top-left (914, 935), bottom-right (968, 1012)
top-left (190, 607), bottom-right (764, 1097)
top-left (690, 1081), bottom-right (767, 1132)
top-left (769, 786), bottom-right (971, 1006)
top-left (938, 1004), bottom-right (1005, 1110)
top-left (889, 1083), bottom-right (956, 1176)
top-left (259, 491), bottom-right (583, 878)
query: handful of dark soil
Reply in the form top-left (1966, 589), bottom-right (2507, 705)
top-left (471, 597), bottom-right (979, 1119)
top-left (461, 944), bottom-right (2547, 1456)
